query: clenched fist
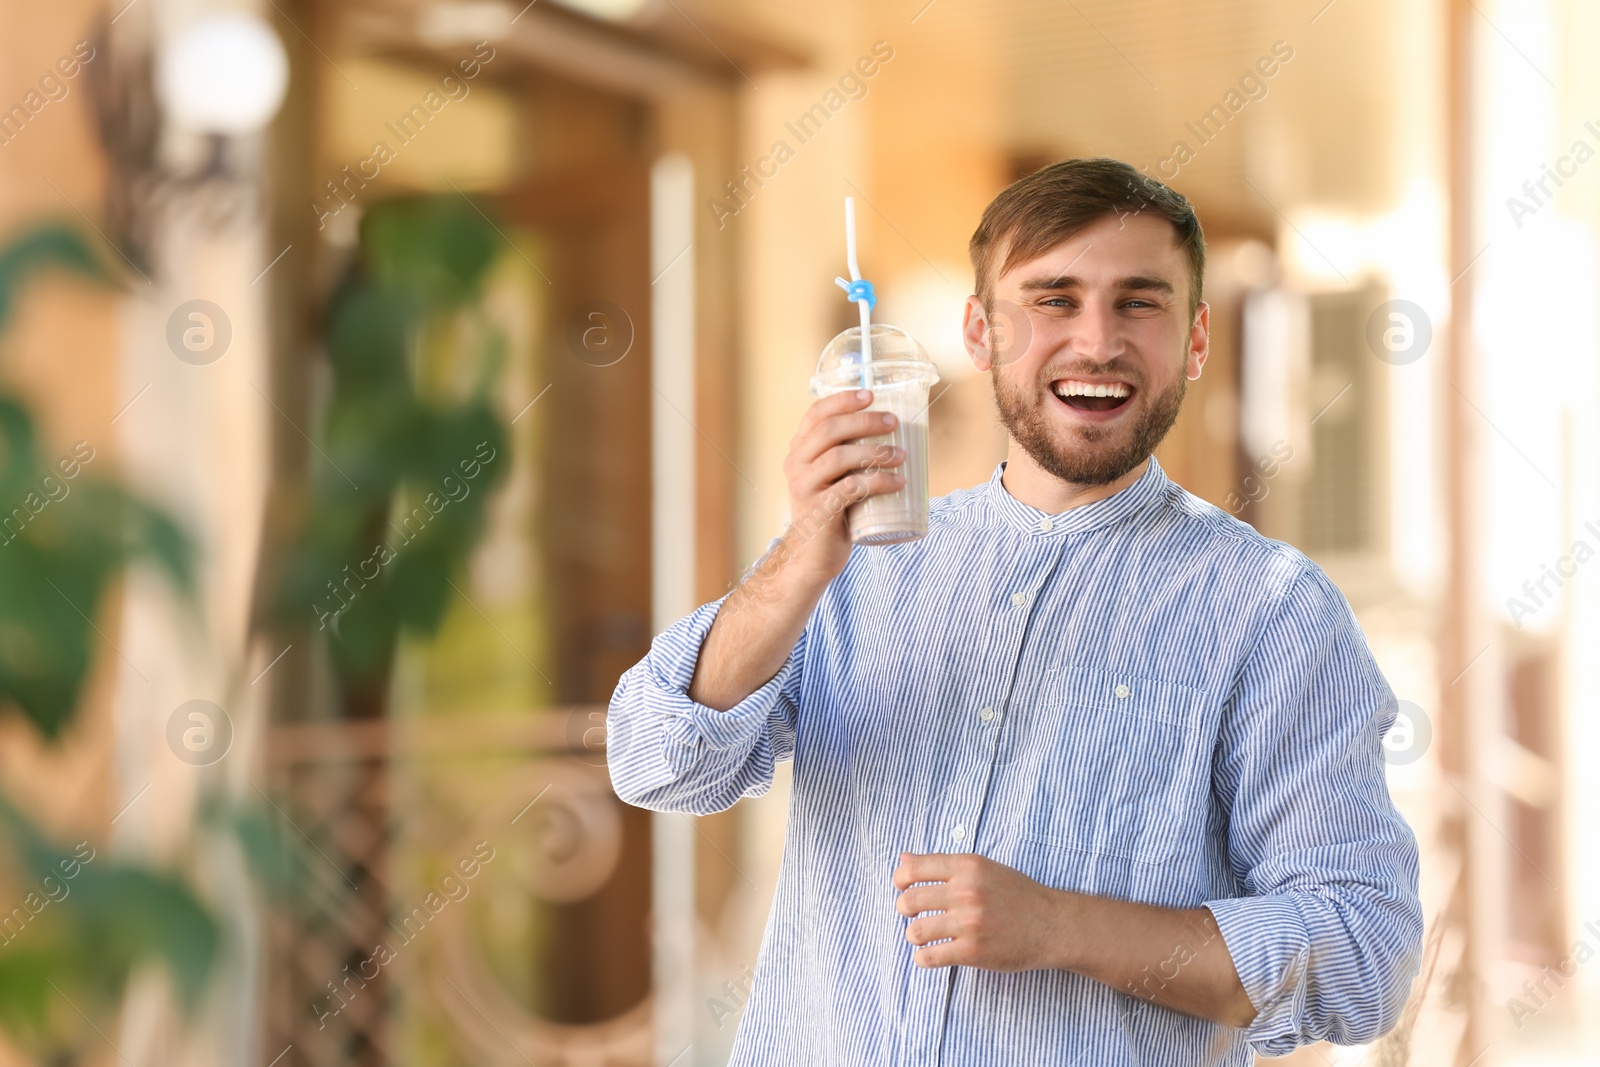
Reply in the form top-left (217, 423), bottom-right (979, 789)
top-left (893, 852), bottom-right (1068, 972)
top-left (781, 389), bottom-right (907, 581)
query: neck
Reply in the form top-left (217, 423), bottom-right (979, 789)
top-left (1000, 443), bottom-right (1150, 514)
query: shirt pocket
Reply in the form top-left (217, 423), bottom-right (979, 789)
top-left (1018, 668), bottom-right (1209, 866)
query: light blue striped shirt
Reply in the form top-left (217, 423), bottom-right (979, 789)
top-left (607, 456), bottom-right (1423, 1065)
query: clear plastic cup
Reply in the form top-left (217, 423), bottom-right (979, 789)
top-left (809, 324), bottom-right (940, 545)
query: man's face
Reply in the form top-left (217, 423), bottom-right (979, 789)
top-left (962, 212), bottom-right (1208, 486)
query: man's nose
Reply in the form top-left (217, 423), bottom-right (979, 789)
top-left (1068, 298), bottom-right (1126, 363)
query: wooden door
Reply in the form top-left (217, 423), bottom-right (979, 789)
top-left (500, 154), bottom-right (656, 1025)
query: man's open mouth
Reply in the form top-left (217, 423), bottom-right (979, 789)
top-left (1050, 378), bottom-right (1136, 413)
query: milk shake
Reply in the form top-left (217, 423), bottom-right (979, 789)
top-left (810, 325), bottom-right (940, 545)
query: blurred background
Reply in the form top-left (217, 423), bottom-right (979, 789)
top-left (0, 0), bottom-right (1594, 1064)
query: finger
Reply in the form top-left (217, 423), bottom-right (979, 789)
top-left (794, 411), bottom-right (900, 471)
top-left (795, 389), bottom-right (874, 440)
top-left (821, 468), bottom-right (905, 510)
top-left (794, 409), bottom-right (900, 465)
top-left (798, 443), bottom-right (904, 497)
top-left (895, 884), bottom-right (949, 918)
top-left (893, 852), bottom-right (958, 890)
top-left (804, 442), bottom-right (905, 490)
top-left (912, 940), bottom-right (958, 969)
top-left (905, 913), bottom-right (957, 947)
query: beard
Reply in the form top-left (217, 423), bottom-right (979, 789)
top-left (992, 359), bottom-right (1187, 486)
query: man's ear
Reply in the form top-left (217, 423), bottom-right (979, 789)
top-left (1186, 301), bottom-right (1211, 381)
top-left (962, 295), bottom-right (994, 372)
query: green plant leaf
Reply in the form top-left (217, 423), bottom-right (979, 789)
top-left (274, 194), bottom-right (511, 691)
top-left (360, 197), bottom-right (498, 309)
top-left (0, 224), bottom-right (117, 331)
top-left (0, 799), bottom-right (220, 1022)
top-left (0, 477), bottom-right (196, 739)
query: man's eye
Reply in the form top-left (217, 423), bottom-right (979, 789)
top-left (1039, 298), bottom-right (1073, 309)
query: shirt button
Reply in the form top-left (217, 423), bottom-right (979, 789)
top-left (1038, 517), bottom-right (1054, 532)
top-left (951, 824), bottom-right (966, 842)
top-left (1114, 683), bottom-right (1131, 699)
top-left (1010, 592), bottom-right (1028, 608)
top-left (978, 706), bottom-right (995, 723)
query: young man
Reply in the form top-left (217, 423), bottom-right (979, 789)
top-left (607, 158), bottom-right (1423, 1065)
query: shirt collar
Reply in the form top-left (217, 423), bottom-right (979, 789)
top-left (984, 454), bottom-right (1172, 537)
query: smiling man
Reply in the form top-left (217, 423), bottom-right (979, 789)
top-left (606, 158), bottom-right (1423, 1065)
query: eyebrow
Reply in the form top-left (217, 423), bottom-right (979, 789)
top-left (1017, 274), bottom-right (1176, 296)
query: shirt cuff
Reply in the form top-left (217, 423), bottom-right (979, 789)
top-left (1204, 894), bottom-right (1312, 1056)
top-left (627, 595), bottom-right (799, 786)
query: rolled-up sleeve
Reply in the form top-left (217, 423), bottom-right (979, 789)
top-left (606, 595), bottom-right (803, 815)
top-left (1203, 564), bottom-right (1423, 1056)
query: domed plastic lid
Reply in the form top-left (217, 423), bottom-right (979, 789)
top-left (809, 324), bottom-right (940, 396)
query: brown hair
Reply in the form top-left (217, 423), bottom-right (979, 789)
top-left (969, 157), bottom-right (1206, 314)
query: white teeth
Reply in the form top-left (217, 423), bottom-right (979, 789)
top-left (1052, 380), bottom-right (1131, 399)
